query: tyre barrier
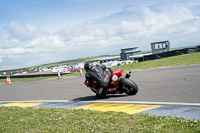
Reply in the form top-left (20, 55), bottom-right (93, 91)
top-left (143, 47), bottom-right (200, 61)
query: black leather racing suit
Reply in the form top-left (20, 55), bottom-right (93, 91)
top-left (85, 64), bottom-right (113, 96)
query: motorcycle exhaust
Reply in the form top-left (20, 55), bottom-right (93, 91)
top-left (125, 71), bottom-right (132, 78)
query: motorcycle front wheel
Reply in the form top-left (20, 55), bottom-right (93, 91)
top-left (119, 78), bottom-right (138, 95)
top-left (96, 87), bottom-right (106, 98)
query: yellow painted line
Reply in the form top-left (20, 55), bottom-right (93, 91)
top-left (75, 103), bottom-right (164, 114)
top-left (0, 102), bottom-right (46, 108)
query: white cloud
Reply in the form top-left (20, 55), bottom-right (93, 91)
top-left (0, 3), bottom-right (200, 70)
top-left (0, 56), bottom-right (4, 63)
top-left (2, 21), bottom-right (39, 40)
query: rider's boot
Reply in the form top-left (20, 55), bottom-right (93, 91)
top-left (107, 88), bottom-right (123, 94)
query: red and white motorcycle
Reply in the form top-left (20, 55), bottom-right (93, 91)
top-left (84, 69), bottom-right (138, 98)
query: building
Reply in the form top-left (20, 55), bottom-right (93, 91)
top-left (89, 47), bottom-right (142, 64)
top-left (151, 41), bottom-right (170, 54)
top-left (120, 47), bottom-right (141, 60)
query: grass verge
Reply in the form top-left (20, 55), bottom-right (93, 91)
top-left (112, 52), bottom-right (200, 71)
top-left (0, 107), bottom-right (199, 133)
top-left (0, 71), bottom-right (85, 84)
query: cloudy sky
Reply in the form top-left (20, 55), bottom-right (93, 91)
top-left (0, 0), bottom-right (200, 70)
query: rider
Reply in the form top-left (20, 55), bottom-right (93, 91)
top-left (84, 61), bottom-right (113, 98)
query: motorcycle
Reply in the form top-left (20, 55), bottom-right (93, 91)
top-left (84, 69), bottom-right (138, 98)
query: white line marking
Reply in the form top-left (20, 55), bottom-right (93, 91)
top-left (0, 100), bottom-right (71, 103)
top-left (0, 100), bottom-right (200, 106)
top-left (80, 101), bottom-right (200, 106)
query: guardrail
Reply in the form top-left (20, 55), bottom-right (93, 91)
top-left (0, 73), bottom-right (69, 79)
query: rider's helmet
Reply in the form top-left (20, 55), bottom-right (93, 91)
top-left (84, 61), bottom-right (93, 72)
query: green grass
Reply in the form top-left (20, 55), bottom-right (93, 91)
top-left (1, 53), bottom-right (200, 132)
top-left (1, 52), bottom-right (200, 84)
top-left (111, 52), bottom-right (200, 71)
top-left (0, 107), bottom-right (199, 133)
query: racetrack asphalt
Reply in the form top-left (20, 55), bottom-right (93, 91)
top-left (0, 64), bottom-right (200, 120)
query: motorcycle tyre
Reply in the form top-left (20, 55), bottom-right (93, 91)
top-left (90, 88), bottom-right (96, 93)
top-left (119, 78), bottom-right (138, 95)
top-left (96, 88), bottom-right (106, 99)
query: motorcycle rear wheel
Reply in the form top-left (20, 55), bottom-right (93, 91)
top-left (119, 78), bottom-right (138, 95)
